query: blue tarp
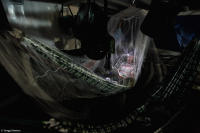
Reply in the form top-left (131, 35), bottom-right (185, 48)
top-left (175, 15), bottom-right (200, 47)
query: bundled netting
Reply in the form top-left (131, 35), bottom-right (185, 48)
top-left (41, 38), bottom-right (200, 132)
top-left (0, 1), bottom-right (151, 120)
top-left (1, 1), bottom-right (200, 133)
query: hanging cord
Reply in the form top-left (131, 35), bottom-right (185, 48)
top-left (60, 3), bottom-right (64, 16)
top-left (67, 5), bottom-right (74, 17)
top-left (131, 0), bottom-right (136, 6)
top-left (104, 0), bottom-right (111, 70)
top-left (87, 0), bottom-right (92, 22)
